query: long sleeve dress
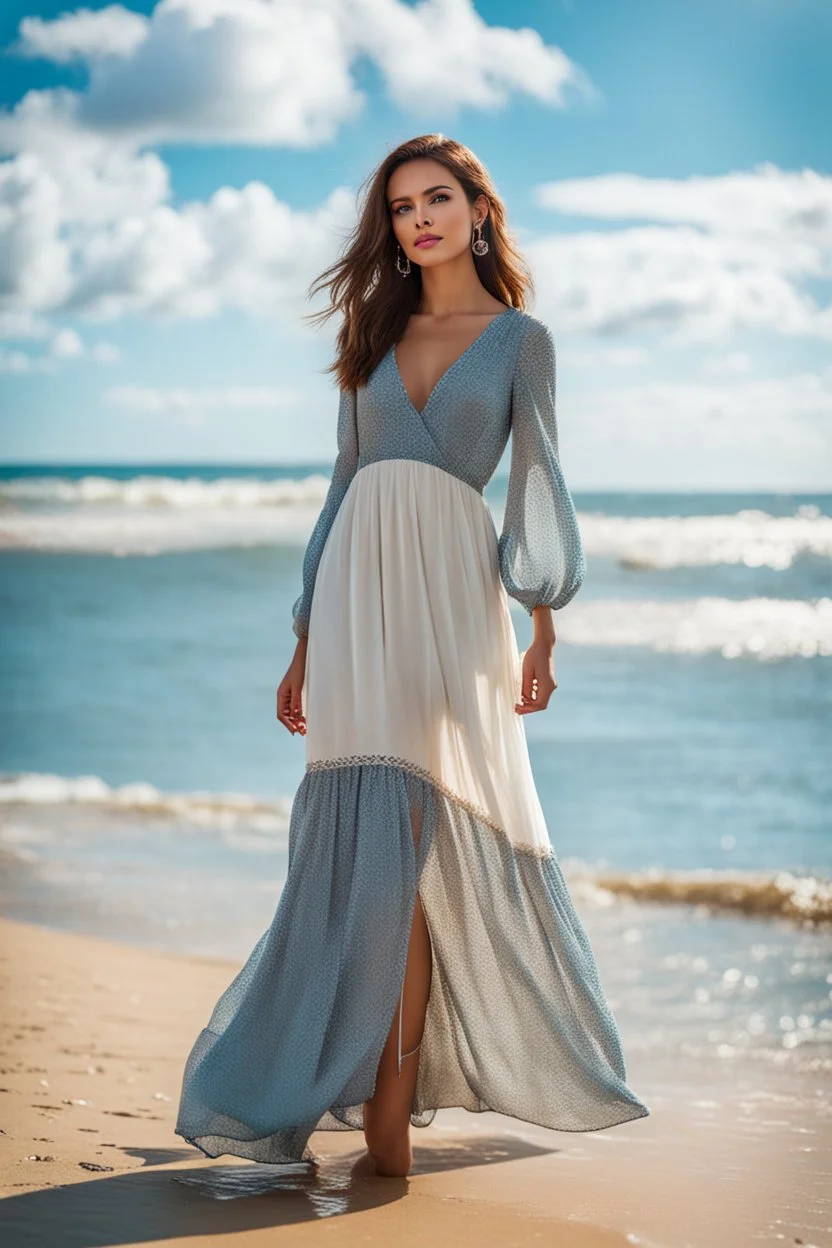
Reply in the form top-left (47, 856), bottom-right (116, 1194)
top-left (175, 307), bottom-right (651, 1165)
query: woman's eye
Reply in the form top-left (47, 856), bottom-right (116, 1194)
top-left (394, 193), bottom-right (449, 216)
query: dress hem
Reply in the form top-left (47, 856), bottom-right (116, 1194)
top-left (176, 1092), bottom-right (650, 1167)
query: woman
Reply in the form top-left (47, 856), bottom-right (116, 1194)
top-left (175, 134), bottom-right (650, 1180)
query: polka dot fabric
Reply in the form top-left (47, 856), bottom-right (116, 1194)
top-left (498, 316), bottom-right (587, 615)
top-left (291, 308), bottom-right (586, 638)
top-left (174, 308), bottom-right (651, 1168)
top-left (175, 766), bottom-right (650, 1165)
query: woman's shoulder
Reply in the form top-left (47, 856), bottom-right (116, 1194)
top-left (509, 310), bottom-right (557, 367)
top-left (511, 309), bottom-right (555, 342)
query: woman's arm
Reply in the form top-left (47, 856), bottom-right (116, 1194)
top-left (291, 386), bottom-right (359, 639)
top-left (497, 317), bottom-right (586, 618)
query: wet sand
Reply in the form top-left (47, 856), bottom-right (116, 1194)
top-left (0, 914), bottom-right (828, 1247)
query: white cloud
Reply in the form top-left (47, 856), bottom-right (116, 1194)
top-left (0, 2), bottom-right (828, 359)
top-left (90, 341), bottom-right (121, 363)
top-left (105, 383), bottom-right (298, 412)
top-left (535, 165), bottom-right (832, 249)
top-left (5, 0), bottom-right (582, 148)
top-left (0, 100), bottom-right (171, 224)
top-left (0, 309), bottom-right (53, 340)
top-left (0, 0), bottom-right (584, 324)
top-left (701, 352), bottom-right (753, 376)
top-left (531, 165), bottom-right (832, 342)
top-left (565, 346), bottom-right (650, 369)
top-left (50, 327), bottom-right (84, 357)
top-left (0, 152), bottom-right (73, 311)
top-left (348, 0), bottom-right (591, 115)
top-left (67, 181), bottom-right (355, 319)
top-left (16, 5), bottom-right (149, 64)
top-left (0, 346), bottom-right (55, 373)
top-left (0, 329), bottom-right (121, 370)
top-left (565, 367), bottom-right (832, 490)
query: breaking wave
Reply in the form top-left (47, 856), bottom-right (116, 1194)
top-left (2, 773), bottom-right (828, 925)
top-left (0, 476), bottom-right (829, 566)
top-left (568, 865), bottom-right (832, 927)
top-left (0, 473), bottom-right (330, 509)
top-left (579, 504), bottom-right (831, 571)
top-left (0, 771), bottom-right (291, 831)
top-left (555, 596), bottom-right (832, 659)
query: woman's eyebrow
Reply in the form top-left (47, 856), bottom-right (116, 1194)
top-left (388, 184), bottom-right (454, 207)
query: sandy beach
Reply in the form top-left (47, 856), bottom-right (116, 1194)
top-left (0, 913), bottom-right (827, 1248)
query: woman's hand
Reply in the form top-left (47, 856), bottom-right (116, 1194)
top-left (276, 637), bottom-right (308, 735)
top-left (515, 609), bottom-right (558, 714)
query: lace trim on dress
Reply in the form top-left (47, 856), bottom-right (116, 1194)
top-left (305, 753), bottom-right (555, 861)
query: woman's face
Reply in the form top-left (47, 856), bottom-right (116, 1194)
top-left (387, 158), bottom-right (485, 269)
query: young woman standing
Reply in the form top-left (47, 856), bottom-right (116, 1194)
top-left (175, 134), bottom-right (650, 1180)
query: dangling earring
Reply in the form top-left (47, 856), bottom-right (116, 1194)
top-left (396, 243), bottom-right (411, 276)
top-left (471, 219), bottom-right (489, 256)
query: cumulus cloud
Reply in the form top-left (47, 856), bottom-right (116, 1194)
top-left (6, 0), bottom-right (583, 148)
top-left (0, 347), bottom-right (55, 374)
top-left (0, 0), bottom-right (828, 354)
top-left (105, 383), bottom-right (298, 426)
top-left (50, 327), bottom-right (84, 357)
top-left (0, 309), bottom-right (53, 340)
top-left (15, 5), bottom-right (149, 64)
top-left (530, 165), bottom-right (832, 341)
top-left (0, 152), bottom-right (73, 311)
top-left (0, 329), bottom-right (120, 370)
top-left (106, 383), bottom-right (297, 411)
top-left (536, 165), bottom-right (832, 248)
top-left (565, 366), bottom-right (832, 489)
top-left (0, 0), bottom-right (587, 326)
top-left (528, 166), bottom-right (832, 343)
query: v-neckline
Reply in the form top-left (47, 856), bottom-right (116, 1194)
top-left (391, 307), bottom-right (515, 418)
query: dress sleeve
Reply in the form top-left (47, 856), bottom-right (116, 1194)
top-left (497, 318), bottom-right (586, 614)
top-left (291, 386), bottom-right (359, 639)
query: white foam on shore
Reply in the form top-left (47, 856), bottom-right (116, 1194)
top-left (550, 596), bottom-right (832, 659)
top-left (1, 477), bottom-right (829, 566)
top-left (0, 771), bottom-right (291, 832)
top-left (578, 504), bottom-right (831, 570)
top-left (0, 473), bottom-right (331, 509)
top-left (2, 772), bottom-right (829, 924)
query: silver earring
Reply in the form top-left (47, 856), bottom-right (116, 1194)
top-left (472, 219), bottom-right (489, 256)
top-left (396, 243), bottom-right (411, 276)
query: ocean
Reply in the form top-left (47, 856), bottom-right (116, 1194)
top-left (1, 464), bottom-right (830, 1099)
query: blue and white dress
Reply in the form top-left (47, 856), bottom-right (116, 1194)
top-left (175, 306), bottom-right (651, 1164)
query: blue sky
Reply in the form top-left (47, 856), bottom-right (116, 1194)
top-left (0, 0), bottom-right (829, 488)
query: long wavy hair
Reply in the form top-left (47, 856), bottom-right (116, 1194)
top-left (303, 134), bottom-right (534, 392)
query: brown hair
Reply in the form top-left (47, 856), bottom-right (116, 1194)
top-left (303, 133), bottom-right (534, 391)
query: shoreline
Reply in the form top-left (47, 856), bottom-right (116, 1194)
top-left (0, 913), bottom-right (828, 1247)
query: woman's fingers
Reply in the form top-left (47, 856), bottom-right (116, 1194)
top-left (276, 683), bottom-right (306, 734)
top-left (515, 655), bottom-right (557, 714)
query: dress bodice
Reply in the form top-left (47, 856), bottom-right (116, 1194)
top-left (291, 307), bottom-right (586, 639)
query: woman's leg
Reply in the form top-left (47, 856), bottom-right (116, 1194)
top-left (363, 806), bottom-right (432, 1176)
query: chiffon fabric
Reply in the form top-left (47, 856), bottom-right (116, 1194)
top-left (174, 307), bottom-right (651, 1164)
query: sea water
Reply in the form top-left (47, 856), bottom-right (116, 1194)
top-left (1, 465), bottom-right (830, 1096)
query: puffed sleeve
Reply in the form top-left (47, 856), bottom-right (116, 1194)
top-left (291, 386), bottom-right (359, 639)
top-left (497, 318), bottom-right (586, 614)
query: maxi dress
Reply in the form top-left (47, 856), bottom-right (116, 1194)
top-left (175, 306), bottom-right (651, 1164)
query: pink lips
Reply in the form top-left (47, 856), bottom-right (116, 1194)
top-left (415, 237), bottom-right (441, 248)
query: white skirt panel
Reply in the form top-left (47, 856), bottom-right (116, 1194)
top-left (302, 457), bottom-right (552, 856)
